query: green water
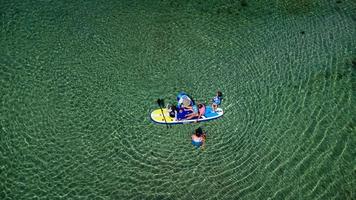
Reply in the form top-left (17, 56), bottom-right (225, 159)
top-left (1, 0), bottom-right (355, 199)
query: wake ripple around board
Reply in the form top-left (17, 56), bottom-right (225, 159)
top-left (1, 0), bottom-right (355, 200)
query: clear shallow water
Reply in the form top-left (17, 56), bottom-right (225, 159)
top-left (1, 0), bottom-right (355, 199)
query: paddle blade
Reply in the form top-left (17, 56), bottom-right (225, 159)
top-left (156, 98), bottom-right (164, 107)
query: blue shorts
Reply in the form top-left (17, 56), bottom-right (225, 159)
top-left (192, 140), bottom-right (203, 147)
top-left (213, 97), bottom-right (222, 105)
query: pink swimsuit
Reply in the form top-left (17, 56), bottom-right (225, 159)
top-left (198, 106), bottom-right (206, 115)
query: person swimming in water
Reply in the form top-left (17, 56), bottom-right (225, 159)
top-left (191, 127), bottom-right (206, 148)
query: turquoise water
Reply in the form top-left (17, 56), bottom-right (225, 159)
top-left (1, 0), bottom-right (355, 199)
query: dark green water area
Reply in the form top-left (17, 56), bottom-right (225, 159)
top-left (1, 0), bottom-right (355, 199)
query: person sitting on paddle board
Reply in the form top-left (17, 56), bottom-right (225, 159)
top-left (185, 103), bottom-right (206, 120)
top-left (191, 127), bottom-right (206, 148)
top-left (177, 92), bottom-right (195, 109)
top-left (212, 91), bottom-right (223, 112)
top-left (167, 104), bottom-right (177, 118)
top-left (176, 99), bottom-right (194, 120)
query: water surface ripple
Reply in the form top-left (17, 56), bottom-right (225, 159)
top-left (1, 0), bottom-right (355, 199)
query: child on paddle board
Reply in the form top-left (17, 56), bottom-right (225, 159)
top-left (177, 92), bottom-right (195, 109)
top-left (185, 103), bottom-right (206, 120)
top-left (212, 91), bottom-right (223, 112)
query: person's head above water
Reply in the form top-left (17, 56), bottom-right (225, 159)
top-left (195, 127), bottom-right (203, 137)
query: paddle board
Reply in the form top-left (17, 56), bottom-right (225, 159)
top-left (150, 106), bottom-right (223, 125)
